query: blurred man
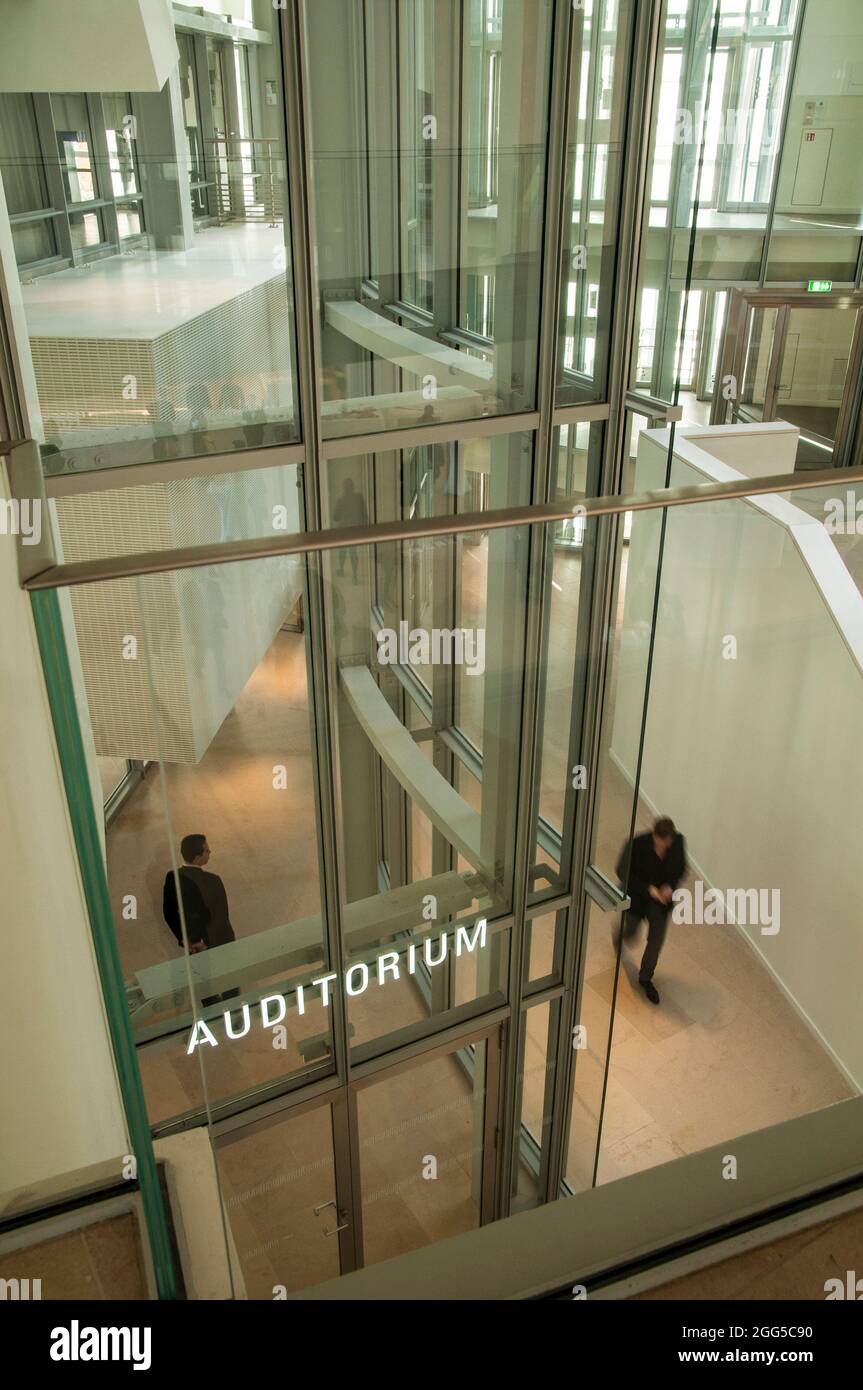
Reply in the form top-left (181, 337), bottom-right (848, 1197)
top-left (614, 816), bottom-right (687, 1006)
top-left (163, 834), bottom-right (237, 1006)
top-left (332, 477), bottom-right (368, 581)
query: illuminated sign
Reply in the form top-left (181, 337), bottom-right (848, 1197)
top-left (186, 919), bottom-right (488, 1053)
top-left (807, 279), bottom-right (833, 293)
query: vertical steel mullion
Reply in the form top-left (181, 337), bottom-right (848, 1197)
top-left (756, 0), bottom-right (808, 288)
top-left (36, 96), bottom-right (73, 266)
top-left (835, 308), bottom-right (863, 467)
top-left (763, 302), bottom-right (790, 419)
top-left (87, 95), bottom-right (118, 249)
top-left (542, 0), bottom-right (666, 1205)
top-left (534, 0), bottom-right (575, 504)
top-left (494, 0), bottom-right (575, 1217)
top-left (714, 38), bottom-right (741, 213)
top-left (481, 1023), bottom-right (504, 1225)
top-left (331, 1088), bottom-right (363, 1272)
top-left (573, 0), bottom-right (603, 381)
top-left (195, 32), bottom-right (220, 219)
top-left (650, 6), bottom-right (692, 399)
top-left (280, 4), bottom-right (351, 1105)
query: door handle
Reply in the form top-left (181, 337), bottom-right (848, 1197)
top-left (314, 1198), bottom-right (349, 1236)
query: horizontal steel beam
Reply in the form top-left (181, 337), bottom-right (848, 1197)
top-left (22, 461), bottom-right (863, 591)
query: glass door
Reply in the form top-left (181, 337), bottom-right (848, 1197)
top-left (349, 1025), bottom-right (501, 1267)
top-left (213, 1092), bottom-right (358, 1297)
top-left (774, 306), bottom-right (860, 466)
top-left (212, 1023), bottom-right (502, 1295)
top-left (713, 290), bottom-right (863, 467)
top-left (737, 305), bottom-right (782, 424)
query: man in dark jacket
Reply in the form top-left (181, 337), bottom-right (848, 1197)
top-left (332, 477), bottom-right (368, 581)
top-left (614, 816), bottom-right (686, 1006)
top-left (163, 834), bottom-right (237, 1005)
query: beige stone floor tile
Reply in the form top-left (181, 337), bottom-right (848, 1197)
top-left (637, 1206), bottom-right (863, 1302)
top-left (598, 1122), bottom-right (689, 1183)
top-left (0, 1216), bottom-right (147, 1301)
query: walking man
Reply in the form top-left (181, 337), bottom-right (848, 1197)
top-left (614, 816), bottom-right (686, 1006)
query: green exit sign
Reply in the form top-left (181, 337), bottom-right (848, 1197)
top-left (808, 279), bottom-right (833, 292)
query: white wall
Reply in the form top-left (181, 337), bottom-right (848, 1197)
top-left (0, 464), bottom-right (128, 1199)
top-left (611, 425), bottom-right (863, 1087)
top-left (775, 0), bottom-right (863, 216)
top-left (0, 0), bottom-right (178, 93)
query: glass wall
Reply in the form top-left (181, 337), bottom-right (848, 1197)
top-left (569, 477), bottom-right (862, 1192)
top-left (41, 456), bottom-right (863, 1289)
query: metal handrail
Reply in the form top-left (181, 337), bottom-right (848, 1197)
top-left (204, 135), bottom-right (282, 225)
top-left (21, 460), bottom-right (863, 592)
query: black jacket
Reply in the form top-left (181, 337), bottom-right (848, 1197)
top-left (616, 831), bottom-right (687, 917)
top-left (162, 869), bottom-right (211, 948)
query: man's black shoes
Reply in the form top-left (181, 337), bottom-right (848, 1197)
top-left (640, 980), bottom-right (660, 1005)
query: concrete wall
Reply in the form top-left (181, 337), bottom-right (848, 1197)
top-left (611, 424), bottom-right (863, 1088)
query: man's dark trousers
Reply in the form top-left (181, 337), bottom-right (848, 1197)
top-left (616, 901), bottom-right (669, 983)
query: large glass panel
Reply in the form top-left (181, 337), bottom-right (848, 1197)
top-left (557, 0), bottom-right (634, 404)
top-left (590, 488), bottom-right (664, 889)
top-left (0, 11), bottom-right (299, 477)
top-left (571, 475), bottom-right (861, 1194)
top-left (53, 94), bottom-right (100, 208)
top-left (323, 512), bottom-right (526, 1053)
top-left (524, 907), bottom-right (564, 985)
top-left (306, 0), bottom-right (554, 438)
top-left (513, 999), bottom-right (558, 1211)
top-left (45, 462), bottom-right (302, 549)
top-left (565, 898), bottom-right (615, 1191)
top-left (104, 93), bottom-right (142, 200)
top-left (738, 305), bottom-right (780, 421)
top-left (322, 432), bottom-right (534, 533)
top-left (58, 547), bottom-right (329, 1128)
top-left (530, 422), bottom-right (604, 899)
top-left (0, 93), bottom-right (59, 268)
top-left (774, 305), bottom-right (857, 448)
